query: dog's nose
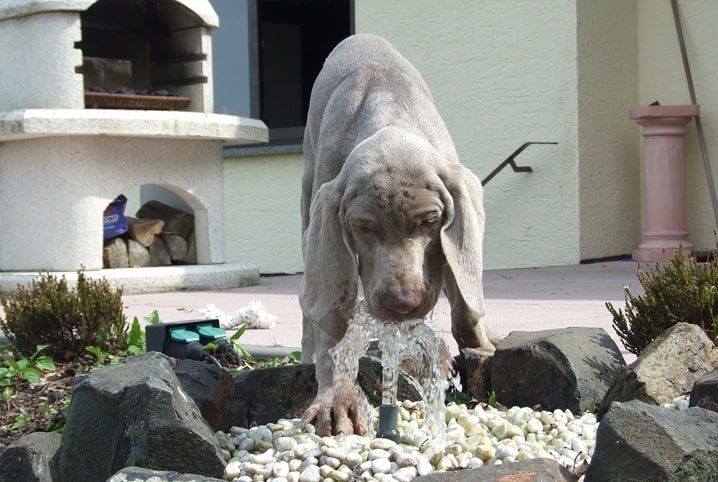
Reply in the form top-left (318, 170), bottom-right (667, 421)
top-left (383, 290), bottom-right (422, 314)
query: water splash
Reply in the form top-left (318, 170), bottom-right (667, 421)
top-left (328, 298), bottom-right (449, 445)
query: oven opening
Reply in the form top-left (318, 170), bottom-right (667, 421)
top-left (75, 0), bottom-right (209, 111)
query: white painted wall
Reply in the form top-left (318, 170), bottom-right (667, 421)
top-left (224, 151), bottom-right (304, 274)
top-left (354, 1), bottom-right (580, 270)
top-left (637, 0), bottom-right (718, 253)
top-left (222, 0), bottom-right (718, 274)
top-left (577, 0), bottom-right (641, 260)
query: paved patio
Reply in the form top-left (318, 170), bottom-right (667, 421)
top-left (122, 260), bottom-right (644, 363)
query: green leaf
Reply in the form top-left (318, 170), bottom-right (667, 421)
top-left (31, 344), bottom-right (50, 357)
top-left (2, 386), bottom-right (13, 401)
top-left (11, 413), bottom-right (30, 429)
top-left (126, 345), bottom-right (143, 355)
top-left (144, 310), bottom-right (161, 325)
top-left (34, 356), bottom-right (56, 372)
top-left (128, 317), bottom-right (144, 347)
top-left (230, 324), bottom-right (248, 340)
top-left (21, 367), bottom-right (41, 383)
top-left (85, 346), bottom-right (104, 360)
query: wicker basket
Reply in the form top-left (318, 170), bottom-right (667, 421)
top-left (85, 92), bottom-right (191, 111)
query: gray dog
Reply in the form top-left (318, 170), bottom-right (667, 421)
top-left (300, 34), bottom-right (499, 436)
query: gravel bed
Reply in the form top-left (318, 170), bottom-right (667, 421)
top-left (217, 397), bottom-right (690, 482)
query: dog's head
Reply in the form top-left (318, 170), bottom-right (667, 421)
top-left (301, 128), bottom-right (485, 339)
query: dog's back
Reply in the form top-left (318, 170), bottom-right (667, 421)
top-left (302, 33), bottom-right (455, 229)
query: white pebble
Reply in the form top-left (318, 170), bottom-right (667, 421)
top-left (371, 457), bottom-right (392, 474)
top-left (526, 417), bottom-right (544, 434)
top-left (224, 460), bottom-right (243, 479)
top-left (344, 451), bottom-right (364, 468)
top-left (369, 448), bottom-right (391, 460)
top-left (275, 436), bottom-right (297, 452)
top-left (393, 466), bottom-right (418, 482)
top-left (273, 460), bottom-right (290, 477)
top-left (416, 455), bottom-right (434, 476)
top-left (298, 464), bottom-right (321, 482)
top-left (370, 438), bottom-right (397, 450)
top-left (495, 445), bottom-right (519, 460)
top-left (221, 400), bottom-right (602, 481)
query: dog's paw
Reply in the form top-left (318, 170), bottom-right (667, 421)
top-left (301, 384), bottom-right (368, 436)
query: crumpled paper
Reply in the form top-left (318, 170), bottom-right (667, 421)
top-left (200, 300), bottom-right (277, 330)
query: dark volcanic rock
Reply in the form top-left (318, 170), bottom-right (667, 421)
top-left (0, 432), bottom-right (61, 482)
top-left (175, 359), bottom-right (235, 430)
top-left (58, 352), bottom-right (225, 481)
top-left (229, 364), bottom-right (317, 427)
top-left (598, 322), bottom-right (715, 418)
top-left (585, 400), bottom-right (718, 482)
top-left (491, 327), bottom-right (625, 412)
top-left (414, 457), bottom-right (574, 481)
top-left (690, 368), bottom-right (718, 413)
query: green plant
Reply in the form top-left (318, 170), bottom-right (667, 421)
top-left (0, 270), bottom-right (127, 361)
top-left (258, 350), bottom-right (302, 368)
top-left (228, 324), bottom-right (254, 362)
top-left (0, 345), bottom-right (56, 386)
top-left (487, 390), bottom-right (497, 407)
top-left (606, 248), bottom-right (718, 355)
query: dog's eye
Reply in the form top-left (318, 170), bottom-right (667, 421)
top-left (351, 219), bottom-right (374, 234)
top-left (420, 216), bottom-right (441, 229)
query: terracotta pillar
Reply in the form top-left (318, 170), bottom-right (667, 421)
top-left (630, 104), bottom-right (698, 263)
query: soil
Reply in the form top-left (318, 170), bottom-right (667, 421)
top-left (0, 351), bottom-right (262, 453)
top-left (0, 356), bottom-right (95, 452)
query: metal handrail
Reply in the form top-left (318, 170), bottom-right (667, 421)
top-left (481, 142), bottom-right (557, 186)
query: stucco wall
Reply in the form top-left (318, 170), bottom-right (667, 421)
top-left (355, 1), bottom-right (580, 269)
top-left (637, 0), bottom-right (718, 253)
top-left (577, 0), bottom-right (641, 260)
top-left (224, 151), bottom-right (304, 274)
top-left (224, 1), bottom-right (718, 274)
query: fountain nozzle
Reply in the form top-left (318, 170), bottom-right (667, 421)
top-left (376, 404), bottom-right (400, 442)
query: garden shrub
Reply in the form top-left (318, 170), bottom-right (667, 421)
top-left (0, 270), bottom-right (127, 361)
top-left (606, 249), bottom-right (718, 355)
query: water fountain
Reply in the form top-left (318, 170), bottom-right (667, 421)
top-left (330, 299), bottom-right (450, 445)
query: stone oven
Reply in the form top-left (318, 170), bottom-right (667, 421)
top-left (0, 0), bottom-right (267, 278)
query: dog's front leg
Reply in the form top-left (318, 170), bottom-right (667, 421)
top-left (301, 326), bottom-right (368, 436)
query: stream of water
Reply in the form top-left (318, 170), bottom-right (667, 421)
top-left (328, 298), bottom-right (449, 446)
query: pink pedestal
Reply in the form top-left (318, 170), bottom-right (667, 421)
top-left (630, 104), bottom-right (698, 263)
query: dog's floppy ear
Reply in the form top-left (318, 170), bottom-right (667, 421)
top-left (440, 164), bottom-right (486, 318)
top-left (300, 180), bottom-right (358, 342)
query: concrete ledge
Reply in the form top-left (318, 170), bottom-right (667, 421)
top-left (0, 262), bottom-right (260, 296)
top-left (0, 109), bottom-right (268, 144)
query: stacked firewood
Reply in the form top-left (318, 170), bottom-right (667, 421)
top-left (103, 201), bottom-right (196, 268)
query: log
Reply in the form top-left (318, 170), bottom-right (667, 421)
top-left (149, 236), bottom-right (172, 266)
top-left (127, 239), bottom-right (152, 267)
top-left (126, 217), bottom-right (164, 247)
top-left (103, 238), bottom-right (128, 269)
top-left (136, 201), bottom-right (194, 239)
top-left (161, 233), bottom-right (188, 261)
top-left (181, 230), bottom-right (197, 264)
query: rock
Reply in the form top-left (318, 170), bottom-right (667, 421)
top-left (108, 465), bottom-right (225, 481)
top-left (357, 354), bottom-right (423, 406)
top-left (413, 457), bottom-right (574, 481)
top-left (598, 323), bottom-right (715, 418)
top-left (228, 364), bottom-right (317, 427)
top-left (690, 367), bottom-right (718, 413)
top-left (456, 347), bottom-right (492, 402)
top-left (58, 352), bottom-right (226, 481)
top-left (0, 432), bottom-right (61, 482)
top-left (585, 400), bottom-right (718, 482)
top-left (491, 327), bottom-right (625, 412)
top-left (175, 359), bottom-right (234, 430)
